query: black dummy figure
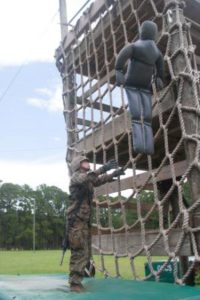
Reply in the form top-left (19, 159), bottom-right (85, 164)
top-left (115, 21), bottom-right (164, 155)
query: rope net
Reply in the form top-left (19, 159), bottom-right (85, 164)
top-left (56, 0), bottom-right (200, 284)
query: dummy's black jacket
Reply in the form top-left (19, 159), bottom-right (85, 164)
top-left (115, 21), bottom-right (164, 90)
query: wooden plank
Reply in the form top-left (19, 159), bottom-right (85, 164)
top-left (63, 111), bottom-right (97, 127)
top-left (78, 70), bottom-right (115, 100)
top-left (62, 0), bottom-right (116, 52)
top-left (62, 70), bottom-right (115, 100)
top-left (94, 160), bottom-right (187, 196)
top-left (95, 174), bottom-right (152, 197)
top-left (93, 201), bottom-right (154, 210)
top-left (76, 86), bottom-right (175, 153)
top-left (77, 110), bottom-right (130, 152)
top-left (77, 118), bottom-right (97, 127)
top-left (92, 229), bottom-right (192, 256)
top-left (55, 1), bottom-right (114, 61)
top-left (76, 93), bottom-right (119, 114)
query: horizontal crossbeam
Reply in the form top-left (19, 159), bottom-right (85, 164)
top-left (94, 160), bottom-right (187, 197)
top-left (92, 229), bottom-right (192, 256)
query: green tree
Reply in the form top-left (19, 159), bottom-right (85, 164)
top-left (0, 183), bottom-right (23, 249)
top-left (0, 183), bottom-right (69, 250)
top-left (33, 184), bottom-right (69, 249)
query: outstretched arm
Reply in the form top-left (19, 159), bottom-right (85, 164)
top-left (70, 163), bottom-right (123, 187)
top-left (92, 168), bottom-right (125, 187)
top-left (70, 170), bottom-right (113, 186)
top-left (94, 159), bottom-right (118, 176)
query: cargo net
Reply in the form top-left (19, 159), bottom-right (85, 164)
top-left (56, 0), bottom-right (200, 284)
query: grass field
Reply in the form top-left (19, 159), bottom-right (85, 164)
top-left (0, 250), bottom-right (166, 279)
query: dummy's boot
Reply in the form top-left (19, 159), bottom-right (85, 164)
top-left (131, 121), bottom-right (154, 154)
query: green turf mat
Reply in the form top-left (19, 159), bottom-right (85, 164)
top-left (0, 274), bottom-right (200, 300)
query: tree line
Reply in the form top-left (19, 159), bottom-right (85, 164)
top-left (0, 182), bottom-right (191, 250)
top-left (0, 183), bottom-right (68, 250)
top-left (0, 183), bottom-right (158, 250)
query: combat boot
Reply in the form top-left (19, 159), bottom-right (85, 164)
top-left (70, 283), bottom-right (85, 292)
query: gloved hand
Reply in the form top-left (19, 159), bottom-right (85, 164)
top-left (115, 70), bottom-right (125, 86)
top-left (112, 168), bottom-right (125, 178)
top-left (103, 159), bottom-right (118, 172)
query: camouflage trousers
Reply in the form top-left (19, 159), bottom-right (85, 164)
top-left (68, 218), bottom-right (91, 285)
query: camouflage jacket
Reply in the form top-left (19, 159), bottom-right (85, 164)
top-left (67, 167), bottom-right (113, 222)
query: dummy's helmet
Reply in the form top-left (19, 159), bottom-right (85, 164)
top-left (70, 156), bottom-right (89, 173)
top-left (140, 20), bottom-right (158, 41)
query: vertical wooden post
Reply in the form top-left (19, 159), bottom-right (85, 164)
top-left (59, 0), bottom-right (68, 40)
top-left (33, 198), bottom-right (36, 252)
top-left (58, 0), bottom-right (76, 175)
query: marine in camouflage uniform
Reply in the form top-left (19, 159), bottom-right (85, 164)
top-left (67, 156), bottom-right (124, 292)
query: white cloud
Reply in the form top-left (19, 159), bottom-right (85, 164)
top-left (0, 159), bottom-right (69, 192)
top-left (35, 88), bottom-right (53, 97)
top-left (27, 84), bottom-right (63, 112)
top-left (53, 136), bottom-right (62, 142)
top-left (0, 0), bottom-right (93, 66)
top-left (0, 1), bottom-right (60, 66)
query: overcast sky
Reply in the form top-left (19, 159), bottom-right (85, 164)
top-left (0, 0), bottom-right (91, 191)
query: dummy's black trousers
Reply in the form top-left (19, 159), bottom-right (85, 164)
top-left (125, 86), bottom-right (154, 155)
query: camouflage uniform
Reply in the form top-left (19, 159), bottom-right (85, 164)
top-left (67, 157), bottom-right (115, 286)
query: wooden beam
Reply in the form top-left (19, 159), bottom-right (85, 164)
top-left (63, 111), bottom-right (97, 127)
top-left (62, 70), bottom-right (114, 99)
top-left (92, 229), bottom-right (192, 256)
top-left (79, 70), bottom-right (115, 100)
top-left (62, 0), bottom-right (116, 52)
top-left (76, 86), bottom-right (175, 153)
top-left (93, 201), bottom-right (154, 210)
top-left (77, 118), bottom-right (97, 127)
top-left (76, 94), bottom-right (119, 114)
top-left (94, 160), bottom-right (187, 196)
top-left (62, 70), bottom-right (119, 113)
top-left (77, 110), bottom-right (130, 152)
top-left (59, 0), bottom-right (68, 41)
top-left (55, 0), bottom-right (115, 60)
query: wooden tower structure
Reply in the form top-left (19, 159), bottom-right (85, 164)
top-left (56, 0), bottom-right (200, 283)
